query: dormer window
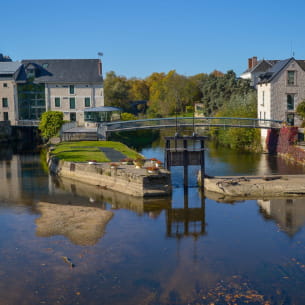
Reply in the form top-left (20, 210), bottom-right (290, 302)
top-left (287, 71), bottom-right (295, 85)
top-left (26, 68), bottom-right (35, 78)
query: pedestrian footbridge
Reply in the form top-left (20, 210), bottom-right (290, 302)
top-left (96, 117), bottom-right (282, 140)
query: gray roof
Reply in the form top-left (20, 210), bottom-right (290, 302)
top-left (0, 61), bottom-right (21, 75)
top-left (241, 59), bottom-right (278, 74)
top-left (84, 106), bottom-right (122, 112)
top-left (258, 58), bottom-right (293, 83)
top-left (16, 59), bottom-right (103, 83)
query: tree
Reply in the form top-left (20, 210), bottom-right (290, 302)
top-left (104, 71), bottom-right (131, 110)
top-left (121, 112), bottom-right (137, 121)
top-left (128, 78), bottom-right (149, 101)
top-left (296, 100), bottom-right (305, 127)
top-left (38, 111), bottom-right (64, 140)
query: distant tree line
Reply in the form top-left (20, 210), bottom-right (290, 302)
top-left (104, 69), bottom-right (259, 150)
top-left (104, 69), bottom-right (254, 118)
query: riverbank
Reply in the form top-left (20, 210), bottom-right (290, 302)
top-left (201, 175), bottom-right (305, 198)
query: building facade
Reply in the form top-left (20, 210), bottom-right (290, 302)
top-left (0, 62), bottom-right (21, 124)
top-left (257, 58), bottom-right (305, 139)
top-left (9, 59), bottom-right (104, 125)
top-left (240, 56), bottom-right (278, 88)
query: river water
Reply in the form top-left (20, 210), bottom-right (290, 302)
top-left (1, 140), bottom-right (305, 305)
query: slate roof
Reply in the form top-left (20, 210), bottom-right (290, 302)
top-left (16, 59), bottom-right (103, 83)
top-left (241, 59), bottom-right (278, 74)
top-left (257, 58), bottom-right (293, 83)
top-left (0, 62), bottom-right (21, 75)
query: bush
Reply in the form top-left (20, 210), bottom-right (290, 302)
top-left (38, 111), bottom-right (64, 140)
top-left (121, 112), bottom-right (137, 121)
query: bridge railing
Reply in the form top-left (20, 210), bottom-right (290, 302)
top-left (97, 117), bottom-right (283, 139)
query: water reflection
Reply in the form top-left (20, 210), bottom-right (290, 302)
top-left (166, 188), bottom-right (206, 239)
top-left (258, 198), bottom-right (305, 236)
top-left (53, 176), bottom-right (206, 242)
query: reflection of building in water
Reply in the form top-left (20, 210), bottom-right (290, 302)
top-left (0, 153), bottom-right (49, 203)
top-left (166, 189), bottom-right (206, 239)
top-left (0, 156), bottom-right (22, 202)
top-left (53, 176), bottom-right (206, 240)
top-left (258, 198), bottom-right (305, 236)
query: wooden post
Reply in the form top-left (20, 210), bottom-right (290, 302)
top-left (200, 139), bottom-right (205, 190)
top-left (165, 139), bottom-right (171, 169)
top-left (183, 139), bottom-right (188, 188)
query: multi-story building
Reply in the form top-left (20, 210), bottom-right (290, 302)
top-left (14, 59), bottom-right (104, 125)
top-left (257, 57), bottom-right (305, 143)
top-left (0, 61), bottom-right (21, 124)
top-left (240, 56), bottom-right (278, 88)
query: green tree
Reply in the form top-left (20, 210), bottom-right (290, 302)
top-left (211, 92), bottom-right (261, 151)
top-left (38, 111), bottom-right (64, 140)
top-left (121, 112), bottom-right (137, 121)
top-left (104, 71), bottom-right (131, 110)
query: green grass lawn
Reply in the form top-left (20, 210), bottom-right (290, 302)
top-left (51, 141), bottom-right (142, 162)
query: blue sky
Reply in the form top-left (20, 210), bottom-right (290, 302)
top-left (2, 0), bottom-right (305, 78)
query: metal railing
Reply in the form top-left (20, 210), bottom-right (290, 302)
top-left (97, 116), bottom-right (283, 139)
top-left (16, 120), bottom-right (40, 127)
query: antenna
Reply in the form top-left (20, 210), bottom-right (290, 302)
top-left (97, 52), bottom-right (103, 60)
top-left (290, 41), bottom-right (295, 58)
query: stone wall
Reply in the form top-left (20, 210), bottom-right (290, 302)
top-left (48, 156), bottom-right (172, 197)
top-left (266, 126), bottom-right (305, 165)
top-left (0, 121), bottom-right (12, 142)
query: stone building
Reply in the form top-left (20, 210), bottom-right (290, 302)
top-left (0, 61), bottom-right (21, 124)
top-left (240, 56), bottom-right (278, 88)
top-left (257, 57), bottom-right (305, 141)
top-left (14, 59), bottom-right (104, 125)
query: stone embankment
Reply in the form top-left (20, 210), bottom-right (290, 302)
top-left (48, 156), bottom-right (172, 197)
top-left (201, 175), bottom-right (305, 198)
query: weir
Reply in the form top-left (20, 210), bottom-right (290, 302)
top-left (164, 134), bottom-right (207, 189)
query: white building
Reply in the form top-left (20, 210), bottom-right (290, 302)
top-left (240, 56), bottom-right (278, 88)
top-left (257, 57), bottom-right (305, 140)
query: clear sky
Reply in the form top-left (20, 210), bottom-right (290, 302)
top-left (2, 0), bottom-right (305, 78)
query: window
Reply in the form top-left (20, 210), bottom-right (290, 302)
top-left (26, 68), bottom-right (35, 78)
top-left (2, 98), bottom-right (8, 107)
top-left (3, 112), bottom-right (8, 121)
top-left (70, 112), bottom-right (76, 121)
top-left (85, 97), bottom-right (90, 107)
top-left (287, 113), bottom-right (294, 126)
top-left (287, 71), bottom-right (295, 85)
top-left (69, 85), bottom-right (75, 94)
top-left (262, 91), bottom-right (264, 106)
top-left (69, 97), bottom-right (75, 109)
top-left (55, 97), bottom-right (60, 107)
top-left (287, 94), bottom-right (294, 110)
top-left (3, 83), bottom-right (7, 88)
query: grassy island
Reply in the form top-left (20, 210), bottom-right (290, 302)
top-left (50, 141), bottom-right (142, 162)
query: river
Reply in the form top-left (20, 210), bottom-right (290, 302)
top-left (1, 139), bottom-right (305, 305)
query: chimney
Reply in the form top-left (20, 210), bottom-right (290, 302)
top-left (98, 59), bottom-right (102, 76)
top-left (248, 58), bottom-right (253, 69)
top-left (252, 56), bottom-right (258, 67)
